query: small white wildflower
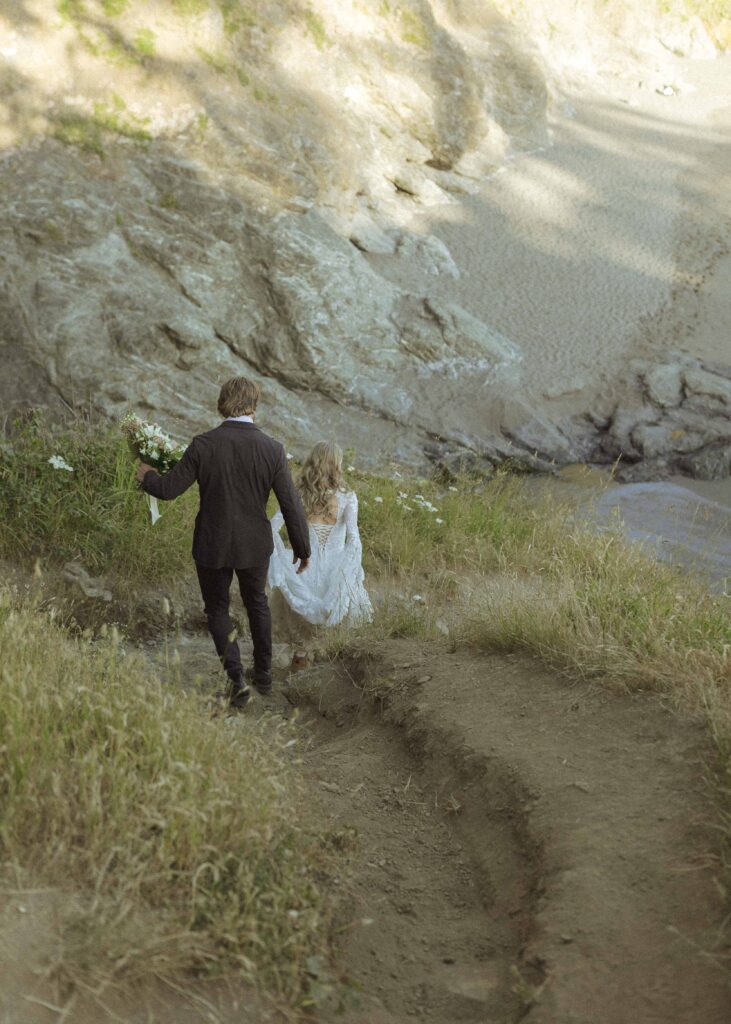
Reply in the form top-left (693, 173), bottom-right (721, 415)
top-left (48, 455), bottom-right (74, 472)
top-left (398, 491), bottom-right (408, 499)
top-left (412, 594), bottom-right (425, 603)
top-left (448, 486), bottom-right (458, 492)
top-left (435, 517), bottom-right (444, 524)
top-left (392, 470), bottom-right (402, 479)
top-left (374, 496), bottom-right (383, 503)
top-left (286, 452), bottom-right (293, 460)
top-left (347, 464), bottom-right (355, 472)
top-left (415, 493), bottom-right (424, 500)
top-left (402, 505), bottom-right (413, 511)
top-left (287, 909), bottom-right (300, 920)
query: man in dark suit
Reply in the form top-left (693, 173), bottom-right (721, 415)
top-left (135, 377), bottom-right (310, 707)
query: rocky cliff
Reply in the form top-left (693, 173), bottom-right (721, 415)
top-left (1, 0), bottom-right (728, 474)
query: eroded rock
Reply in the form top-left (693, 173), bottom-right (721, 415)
top-left (592, 359), bottom-right (731, 480)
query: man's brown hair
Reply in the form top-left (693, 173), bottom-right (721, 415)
top-left (217, 377), bottom-right (261, 418)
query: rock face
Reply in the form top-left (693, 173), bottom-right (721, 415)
top-left (1, 140), bottom-right (559, 469)
top-left (0, 0), bottom-right (727, 475)
top-left (591, 357), bottom-right (731, 481)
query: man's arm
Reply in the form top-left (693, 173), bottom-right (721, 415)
top-left (137, 442), bottom-right (199, 500)
top-left (271, 447), bottom-right (311, 563)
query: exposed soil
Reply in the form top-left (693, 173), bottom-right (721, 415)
top-left (289, 639), bottom-right (731, 1024)
top-left (2, 633), bottom-right (729, 1023)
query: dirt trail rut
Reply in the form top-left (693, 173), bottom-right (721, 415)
top-left (289, 639), bottom-right (731, 1024)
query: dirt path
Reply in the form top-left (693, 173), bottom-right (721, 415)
top-left (290, 677), bottom-right (530, 1022)
top-left (288, 639), bottom-right (731, 1024)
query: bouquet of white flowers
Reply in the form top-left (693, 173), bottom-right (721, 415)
top-left (121, 414), bottom-right (185, 524)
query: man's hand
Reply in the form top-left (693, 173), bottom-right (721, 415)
top-left (136, 462), bottom-right (154, 484)
top-left (293, 554), bottom-right (309, 575)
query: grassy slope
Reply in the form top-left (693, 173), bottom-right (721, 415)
top-left (2, 417), bottom-right (729, 705)
top-left (1, 418), bottom-right (729, 992)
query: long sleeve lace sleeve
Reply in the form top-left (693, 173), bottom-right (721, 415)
top-left (268, 510), bottom-right (288, 589)
top-left (322, 491), bottom-right (372, 625)
top-left (343, 492), bottom-right (364, 563)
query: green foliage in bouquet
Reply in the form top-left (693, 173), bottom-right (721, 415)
top-left (121, 412), bottom-right (185, 472)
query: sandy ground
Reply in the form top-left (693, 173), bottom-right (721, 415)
top-left (367, 54), bottom-right (731, 423)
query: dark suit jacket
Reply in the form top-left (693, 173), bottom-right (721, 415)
top-left (142, 421), bottom-right (310, 569)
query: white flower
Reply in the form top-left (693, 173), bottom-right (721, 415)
top-left (347, 464), bottom-right (355, 472)
top-left (449, 486), bottom-right (458, 492)
top-left (412, 594), bottom-right (425, 603)
top-left (398, 491), bottom-right (408, 499)
top-left (392, 470), bottom-right (402, 478)
top-left (435, 517), bottom-right (444, 524)
top-left (48, 455), bottom-right (74, 472)
top-left (286, 452), bottom-right (293, 460)
top-left (415, 493), bottom-right (424, 500)
top-left (374, 496), bottom-right (383, 503)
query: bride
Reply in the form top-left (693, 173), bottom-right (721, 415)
top-left (268, 442), bottom-right (373, 642)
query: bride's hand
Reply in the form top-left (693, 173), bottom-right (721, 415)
top-left (136, 462), bottom-right (154, 483)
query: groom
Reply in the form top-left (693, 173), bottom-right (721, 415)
top-left (136, 377), bottom-right (310, 707)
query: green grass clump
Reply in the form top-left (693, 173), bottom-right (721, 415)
top-left (101, 0), bottom-right (129, 14)
top-left (304, 7), bottom-right (331, 48)
top-left (93, 93), bottom-right (151, 140)
top-left (196, 45), bottom-right (231, 73)
top-left (219, 0), bottom-right (258, 35)
top-left (351, 468), bottom-right (536, 577)
top-left (0, 595), bottom-right (329, 997)
top-left (171, 0), bottom-right (209, 15)
top-left (0, 416), bottom-right (195, 583)
top-left (51, 96), bottom-right (151, 155)
top-left (398, 9), bottom-right (430, 48)
top-left (133, 26), bottom-right (156, 56)
top-left (52, 110), bottom-right (105, 155)
top-left (57, 0), bottom-right (86, 21)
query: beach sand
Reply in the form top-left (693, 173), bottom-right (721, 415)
top-left (366, 54), bottom-right (731, 426)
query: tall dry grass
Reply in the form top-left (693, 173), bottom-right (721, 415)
top-left (0, 595), bottom-right (330, 1002)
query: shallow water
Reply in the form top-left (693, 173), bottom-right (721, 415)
top-left (533, 466), bottom-right (731, 593)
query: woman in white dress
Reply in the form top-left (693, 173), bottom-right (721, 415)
top-left (268, 442), bottom-right (373, 644)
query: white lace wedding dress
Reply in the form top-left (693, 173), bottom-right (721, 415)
top-left (268, 489), bottom-right (373, 626)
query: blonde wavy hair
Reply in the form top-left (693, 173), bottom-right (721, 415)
top-left (297, 442), bottom-right (344, 517)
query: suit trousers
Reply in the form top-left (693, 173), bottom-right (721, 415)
top-left (195, 564), bottom-right (272, 680)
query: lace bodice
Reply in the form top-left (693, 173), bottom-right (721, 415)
top-left (311, 521), bottom-right (335, 550)
top-left (268, 489), bottom-right (373, 626)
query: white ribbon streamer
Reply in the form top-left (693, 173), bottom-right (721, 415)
top-left (146, 493), bottom-right (161, 525)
